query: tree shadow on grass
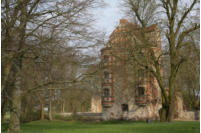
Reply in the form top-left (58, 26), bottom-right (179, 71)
top-left (98, 120), bottom-right (152, 125)
top-left (1, 123), bottom-right (9, 133)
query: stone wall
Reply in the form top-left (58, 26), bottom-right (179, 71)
top-left (175, 96), bottom-right (200, 121)
top-left (128, 103), bottom-right (161, 120)
top-left (177, 111), bottom-right (200, 121)
top-left (100, 19), bottom-right (200, 121)
top-left (91, 96), bottom-right (102, 113)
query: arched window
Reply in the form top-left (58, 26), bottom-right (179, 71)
top-left (104, 71), bottom-right (110, 79)
top-left (103, 88), bottom-right (110, 97)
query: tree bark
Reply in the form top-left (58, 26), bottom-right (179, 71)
top-left (1, 88), bottom-right (10, 123)
top-left (2, 60), bottom-right (13, 93)
top-left (48, 90), bottom-right (53, 121)
top-left (40, 100), bottom-right (45, 120)
top-left (159, 105), bottom-right (169, 122)
top-left (1, 98), bottom-right (7, 123)
top-left (167, 87), bottom-right (176, 122)
top-left (8, 1), bottom-right (27, 131)
top-left (8, 76), bottom-right (22, 132)
top-left (61, 101), bottom-right (65, 113)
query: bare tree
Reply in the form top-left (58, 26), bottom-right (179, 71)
top-left (121, 0), bottom-right (200, 122)
top-left (2, 0), bottom-right (104, 132)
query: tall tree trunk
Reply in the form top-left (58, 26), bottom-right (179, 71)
top-left (159, 105), bottom-right (169, 122)
top-left (8, 76), bottom-right (22, 132)
top-left (167, 82), bottom-right (176, 122)
top-left (48, 90), bottom-right (53, 121)
top-left (168, 97), bottom-right (175, 122)
top-left (167, 56), bottom-right (177, 122)
top-left (8, 1), bottom-right (27, 131)
top-left (1, 88), bottom-right (9, 123)
top-left (40, 100), bottom-right (45, 120)
top-left (1, 98), bottom-right (7, 123)
top-left (61, 100), bottom-right (65, 113)
top-left (56, 100), bottom-right (59, 113)
top-left (2, 60), bottom-right (13, 93)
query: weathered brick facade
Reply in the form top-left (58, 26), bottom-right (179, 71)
top-left (100, 19), bottom-right (162, 120)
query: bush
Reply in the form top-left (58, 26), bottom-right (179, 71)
top-left (53, 114), bottom-right (73, 121)
top-left (20, 110), bottom-right (41, 123)
top-left (53, 113), bottom-right (84, 121)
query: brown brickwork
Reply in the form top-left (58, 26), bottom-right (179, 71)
top-left (101, 19), bottom-right (162, 120)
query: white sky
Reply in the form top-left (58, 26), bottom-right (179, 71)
top-left (92, 0), bottom-right (196, 37)
top-left (92, 0), bottom-right (124, 36)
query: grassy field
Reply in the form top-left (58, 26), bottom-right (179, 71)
top-left (2, 120), bottom-right (200, 133)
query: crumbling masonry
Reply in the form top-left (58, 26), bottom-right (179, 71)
top-left (100, 19), bottom-right (162, 120)
top-left (91, 19), bottom-right (199, 121)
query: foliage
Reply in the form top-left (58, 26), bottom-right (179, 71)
top-left (20, 110), bottom-right (41, 123)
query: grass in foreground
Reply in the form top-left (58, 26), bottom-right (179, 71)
top-left (1, 120), bottom-right (200, 133)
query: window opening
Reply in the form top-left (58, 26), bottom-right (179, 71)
top-left (138, 87), bottom-right (145, 96)
top-left (104, 71), bottom-right (110, 79)
top-left (103, 88), bottom-right (110, 97)
top-left (104, 55), bottom-right (109, 62)
top-left (121, 104), bottom-right (128, 112)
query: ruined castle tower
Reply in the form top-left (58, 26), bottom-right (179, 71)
top-left (101, 19), bottom-right (162, 120)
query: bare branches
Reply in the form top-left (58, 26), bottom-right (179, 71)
top-left (121, 0), bottom-right (199, 121)
top-left (23, 69), bottom-right (99, 95)
top-left (176, 24), bottom-right (200, 49)
top-left (161, 0), bottom-right (171, 21)
top-left (128, 0), bottom-right (146, 27)
top-left (2, 0), bottom-right (105, 131)
top-left (122, 0), bottom-right (159, 27)
top-left (175, 0), bottom-right (198, 36)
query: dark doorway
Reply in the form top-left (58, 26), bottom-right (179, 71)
top-left (121, 104), bottom-right (128, 112)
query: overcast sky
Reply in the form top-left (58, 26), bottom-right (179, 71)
top-left (92, 0), bottom-right (196, 36)
top-left (93, 0), bottom-right (124, 36)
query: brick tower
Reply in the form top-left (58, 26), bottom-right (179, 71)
top-left (101, 19), bottom-right (162, 120)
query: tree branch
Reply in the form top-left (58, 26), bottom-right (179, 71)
top-left (175, 0), bottom-right (197, 36)
top-left (176, 24), bottom-right (200, 49)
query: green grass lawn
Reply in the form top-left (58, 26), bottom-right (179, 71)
top-left (2, 120), bottom-right (200, 133)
